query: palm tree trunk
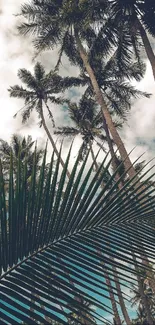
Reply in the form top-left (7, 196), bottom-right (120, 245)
top-left (136, 231), bottom-right (155, 295)
top-left (97, 250), bottom-right (122, 324)
top-left (89, 140), bottom-right (99, 172)
top-left (105, 272), bottom-right (122, 325)
top-left (136, 19), bottom-right (155, 80)
top-left (100, 114), bottom-right (124, 187)
top-left (130, 240), bottom-right (154, 324)
top-left (112, 265), bottom-right (131, 325)
top-left (75, 31), bottom-right (139, 186)
top-left (44, 100), bottom-right (55, 128)
top-left (40, 105), bottom-right (70, 178)
top-left (89, 137), bottom-right (124, 191)
top-left (92, 158), bottom-right (122, 324)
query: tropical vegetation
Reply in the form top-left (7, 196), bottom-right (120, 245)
top-left (0, 0), bottom-right (155, 324)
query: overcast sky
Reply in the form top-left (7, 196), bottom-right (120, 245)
top-left (1, 0), bottom-right (155, 168)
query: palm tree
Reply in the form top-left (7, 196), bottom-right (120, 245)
top-left (8, 62), bottom-right (85, 177)
top-left (107, 0), bottom-right (155, 79)
top-left (131, 305), bottom-right (152, 324)
top-left (130, 280), bottom-right (155, 317)
top-left (8, 62), bottom-right (64, 169)
top-left (0, 133), bottom-right (43, 181)
top-left (67, 297), bottom-right (97, 325)
top-left (1, 144), bottom-right (155, 324)
top-left (55, 95), bottom-right (126, 323)
top-left (55, 51), bottom-right (148, 175)
top-left (17, 1), bottom-right (148, 187)
top-left (112, 264), bottom-right (131, 325)
top-left (55, 95), bottom-right (108, 160)
top-left (55, 87), bottom-right (153, 324)
top-left (98, 250), bottom-right (123, 325)
top-left (79, 50), bottom-right (148, 181)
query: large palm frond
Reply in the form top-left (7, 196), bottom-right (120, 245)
top-left (0, 144), bottom-right (155, 324)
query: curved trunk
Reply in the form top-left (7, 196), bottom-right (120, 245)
top-left (136, 19), bottom-right (155, 80)
top-left (75, 31), bottom-right (139, 186)
top-left (40, 104), bottom-right (70, 178)
top-left (112, 265), bottom-right (131, 325)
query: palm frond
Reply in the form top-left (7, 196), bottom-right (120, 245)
top-left (90, 16), bottom-right (118, 59)
top-left (60, 76), bottom-right (87, 91)
top-left (34, 62), bottom-right (45, 81)
top-left (21, 99), bottom-right (37, 123)
top-left (54, 127), bottom-right (79, 137)
top-left (8, 86), bottom-right (35, 100)
top-left (17, 68), bottom-right (38, 90)
top-left (63, 31), bottom-right (83, 67)
top-left (0, 145), bottom-right (155, 324)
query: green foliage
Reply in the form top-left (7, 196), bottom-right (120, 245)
top-left (8, 62), bottom-right (85, 126)
top-left (130, 264), bottom-right (155, 324)
top-left (107, 0), bottom-right (155, 67)
top-left (81, 50), bottom-right (150, 122)
top-left (18, 0), bottom-right (107, 51)
top-left (54, 95), bottom-right (108, 160)
top-left (0, 134), bottom-right (44, 181)
top-left (109, 0), bottom-right (155, 36)
top-left (0, 145), bottom-right (155, 323)
top-left (4, 1), bottom-right (155, 324)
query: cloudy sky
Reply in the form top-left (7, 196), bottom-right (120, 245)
top-left (1, 0), bottom-right (155, 167)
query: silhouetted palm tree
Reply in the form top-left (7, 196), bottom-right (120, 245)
top-left (17, 0), bottom-right (147, 184)
top-left (8, 62), bottom-right (84, 176)
top-left (108, 0), bottom-right (155, 79)
top-left (0, 133), bottom-right (43, 181)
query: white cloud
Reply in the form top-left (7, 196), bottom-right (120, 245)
top-left (1, 1), bottom-right (154, 172)
top-left (122, 61), bottom-right (155, 166)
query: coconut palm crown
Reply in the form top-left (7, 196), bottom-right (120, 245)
top-left (107, 0), bottom-right (155, 79)
top-left (8, 62), bottom-right (86, 174)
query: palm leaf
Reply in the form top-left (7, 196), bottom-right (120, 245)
top-left (0, 145), bottom-right (155, 324)
top-left (17, 69), bottom-right (38, 90)
top-left (34, 62), bottom-right (45, 81)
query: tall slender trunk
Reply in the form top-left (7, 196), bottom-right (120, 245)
top-left (105, 271), bottom-right (122, 325)
top-left (40, 104), bottom-right (70, 178)
top-left (91, 148), bottom-right (123, 323)
top-left (130, 239), bottom-right (154, 324)
top-left (89, 140), bottom-right (100, 172)
top-left (95, 128), bottom-right (151, 322)
top-left (100, 114), bottom-right (124, 187)
top-left (75, 31), bottom-right (140, 186)
top-left (112, 265), bottom-right (131, 325)
top-left (97, 250), bottom-right (122, 324)
top-left (136, 19), bottom-right (155, 80)
top-left (135, 229), bottom-right (155, 295)
top-left (44, 100), bottom-right (55, 128)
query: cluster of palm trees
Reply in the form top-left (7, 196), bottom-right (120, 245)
top-left (0, 0), bottom-right (155, 324)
